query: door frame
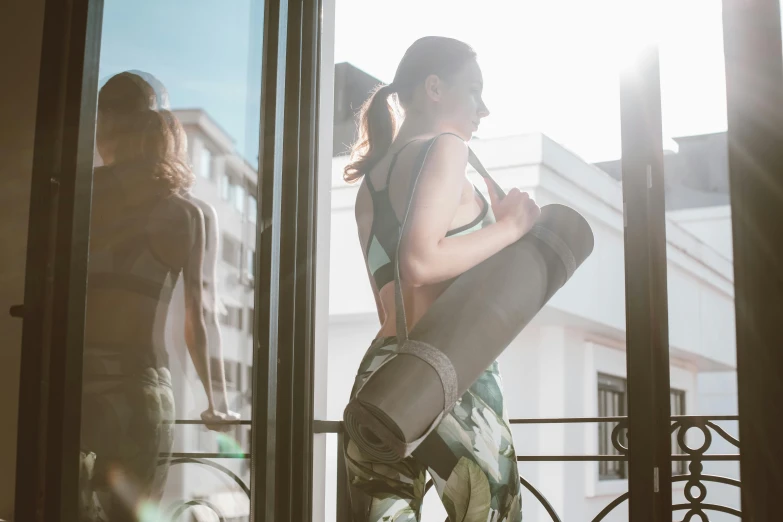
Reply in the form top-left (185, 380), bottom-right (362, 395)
top-left (619, 42), bottom-right (674, 521)
top-left (722, 0), bottom-right (783, 518)
top-left (251, 0), bottom-right (322, 520)
top-left (15, 0), bottom-right (103, 520)
top-left (14, 0), bottom-right (323, 520)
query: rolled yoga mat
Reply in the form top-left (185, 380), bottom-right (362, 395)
top-left (343, 145), bottom-right (595, 463)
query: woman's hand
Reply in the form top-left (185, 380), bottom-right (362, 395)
top-left (201, 407), bottom-right (230, 432)
top-left (219, 407), bottom-right (241, 424)
top-left (485, 181), bottom-right (541, 241)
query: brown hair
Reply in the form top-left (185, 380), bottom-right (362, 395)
top-left (97, 72), bottom-right (194, 194)
top-left (343, 36), bottom-right (477, 183)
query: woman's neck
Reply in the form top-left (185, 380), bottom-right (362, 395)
top-left (394, 114), bottom-right (454, 146)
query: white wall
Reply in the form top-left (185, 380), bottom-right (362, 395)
top-left (669, 206), bottom-right (733, 261)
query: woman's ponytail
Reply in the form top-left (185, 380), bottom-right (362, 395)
top-left (343, 84), bottom-right (399, 183)
top-left (139, 109), bottom-right (194, 194)
top-left (342, 37), bottom-right (477, 184)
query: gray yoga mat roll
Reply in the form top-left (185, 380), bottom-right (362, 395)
top-left (344, 203), bottom-right (594, 463)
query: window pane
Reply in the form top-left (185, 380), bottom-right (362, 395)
top-left (658, 0), bottom-right (738, 510)
top-left (85, 0), bottom-right (265, 518)
top-left (222, 233), bottom-right (241, 268)
top-left (245, 248), bottom-right (255, 282)
top-left (234, 182), bottom-right (246, 214)
top-left (248, 193), bottom-right (257, 224)
top-left (199, 147), bottom-right (212, 179)
top-left (326, 2), bottom-right (655, 519)
top-left (598, 374), bottom-right (627, 480)
top-left (220, 173), bottom-right (231, 201)
top-left (671, 389), bottom-right (686, 475)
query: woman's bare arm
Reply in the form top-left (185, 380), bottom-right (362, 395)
top-left (398, 135), bottom-right (526, 287)
top-left (182, 204), bottom-right (218, 412)
top-left (197, 200), bottom-right (238, 419)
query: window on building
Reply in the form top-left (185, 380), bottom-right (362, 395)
top-left (222, 234), bottom-right (241, 268)
top-left (235, 362), bottom-right (244, 390)
top-left (248, 192), bottom-right (257, 224)
top-left (220, 305), bottom-right (243, 331)
top-left (245, 248), bottom-right (255, 283)
top-left (210, 357), bottom-right (238, 390)
top-left (597, 373), bottom-right (628, 480)
top-left (247, 307), bottom-right (254, 336)
top-left (597, 374), bottom-right (688, 480)
top-left (671, 388), bottom-right (687, 475)
top-left (199, 147), bottom-right (212, 180)
top-left (219, 172), bottom-right (231, 201)
top-left (233, 182), bottom-right (246, 214)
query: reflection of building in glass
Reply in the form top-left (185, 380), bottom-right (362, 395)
top-left (162, 109), bottom-right (257, 520)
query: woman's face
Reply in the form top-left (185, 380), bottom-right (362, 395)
top-left (432, 60), bottom-right (490, 140)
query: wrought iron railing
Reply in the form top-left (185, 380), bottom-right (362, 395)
top-left (159, 415), bottom-right (739, 521)
top-left (159, 419), bottom-right (252, 522)
top-left (314, 415), bottom-right (741, 522)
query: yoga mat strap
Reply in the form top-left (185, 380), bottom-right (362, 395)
top-left (468, 147), bottom-right (506, 199)
top-left (344, 399), bottom-right (446, 460)
top-left (398, 340), bottom-right (459, 409)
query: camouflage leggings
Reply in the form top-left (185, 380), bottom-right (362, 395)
top-left (79, 352), bottom-right (175, 522)
top-left (344, 337), bottom-right (523, 522)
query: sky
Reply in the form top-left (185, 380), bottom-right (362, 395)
top-left (99, 0), bottom-right (263, 164)
top-left (98, 0), bottom-right (729, 165)
top-left (332, 0), bottom-right (728, 161)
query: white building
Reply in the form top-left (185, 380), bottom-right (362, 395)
top-left (325, 133), bottom-right (739, 522)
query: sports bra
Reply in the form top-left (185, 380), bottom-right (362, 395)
top-left (85, 161), bottom-right (194, 371)
top-left (364, 133), bottom-right (496, 290)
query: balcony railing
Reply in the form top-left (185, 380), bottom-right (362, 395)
top-left (314, 415), bottom-right (741, 522)
top-left (161, 415), bottom-right (740, 521)
top-left (160, 419), bottom-right (251, 522)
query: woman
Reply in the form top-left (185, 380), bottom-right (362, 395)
top-left (80, 71), bottom-right (227, 521)
top-left (344, 37), bottom-right (540, 522)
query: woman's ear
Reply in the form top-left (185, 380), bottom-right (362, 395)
top-left (423, 74), bottom-right (442, 102)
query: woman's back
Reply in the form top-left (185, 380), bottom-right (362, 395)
top-left (355, 134), bottom-right (495, 338)
top-left (85, 161), bottom-right (198, 368)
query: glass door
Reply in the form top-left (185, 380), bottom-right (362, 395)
top-left (14, 0), bottom-right (322, 521)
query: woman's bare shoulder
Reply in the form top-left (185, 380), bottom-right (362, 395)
top-left (162, 193), bottom-right (205, 224)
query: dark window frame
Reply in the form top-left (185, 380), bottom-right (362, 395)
top-left (597, 374), bottom-right (689, 480)
top-left (598, 373), bottom-right (629, 480)
top-left (670, 388), bottom-right (687, 475)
